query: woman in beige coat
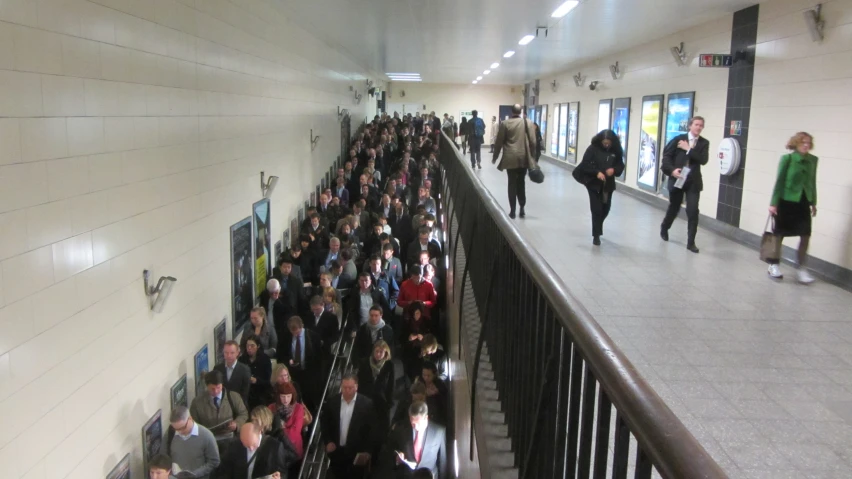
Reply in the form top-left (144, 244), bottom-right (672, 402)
top-left (491, 105), bottom-right (538, 219)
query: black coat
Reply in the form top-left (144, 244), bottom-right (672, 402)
top-left (321, 394), bottom-right (377, 453)
top-left (661, 134), bottom-right (710, 191)
top-left (268, 273), bottom-right (306, 315)
top-left (213, 435), bottom-right (297, 479)
top-left (344, 289), bottom-right (393, 333)
top-left (278, 328), bottom-right (323, 374)
top-left (353, 322), bottom-right (395, 361)
top-left (356, 357), bottom-right (395, 413)
top-left (238, 351), bottom-right (272, 409)
top-left (303, 311), bottom-right (341, 356)
top-left (574, 143), bottom-right (625, 193)
top-left (212, 361), bottom-right (252, 407)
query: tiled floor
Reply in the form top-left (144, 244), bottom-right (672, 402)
top-left (467, 154), bottom-right (852, 479)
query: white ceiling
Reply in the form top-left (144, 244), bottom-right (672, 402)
top-left (278, 0), bottom-right (755, 85)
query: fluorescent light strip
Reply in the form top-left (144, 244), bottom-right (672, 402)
top-left (490, 62), bottom-right (500, 69)
top-left (483, 70), bottom-right (491, 75)
top-left (504, 50), bottom-right (515, 58)
top-left (385, 73), bottom-right (420, 76)
top-left (551, 0), bottom-right (579, 18)
top-left (519, 34), bottom-right (534, 45)
top-left (472, 80), bottom-right (477, 84)
top-left (476, 76), bottom-right (483, 80)
top-left (390, 78), bottom-right (422, 82)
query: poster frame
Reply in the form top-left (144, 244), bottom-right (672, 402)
top-left (636, 94), bottom-right (665, 193)
top-left (229, 217), bottom-right (254, 338)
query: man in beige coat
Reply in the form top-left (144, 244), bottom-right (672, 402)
top-left (492, 104), bottom-right (538, 218)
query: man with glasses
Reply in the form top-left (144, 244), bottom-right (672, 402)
top-left (167, 406), bottom-right (220, 478)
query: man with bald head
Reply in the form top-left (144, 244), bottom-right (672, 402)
top-left (492, 104), bottom-right (537, 219)
top-left (214, 421), bottom-right (296, 479)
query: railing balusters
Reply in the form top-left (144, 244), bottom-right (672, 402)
top-left (612, 413), bottom-right (630, 479)
top-left (577, 363), bottom-right (597, 479)
top-left (593, 388), bottom-right (613, 479)
top-left (635, 447), bottom-right (653, 479)
top-left (566, 344), bottom-right (584, 477)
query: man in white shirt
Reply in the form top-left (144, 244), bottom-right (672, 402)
top-left (321, 374), bottom-right (377, 479)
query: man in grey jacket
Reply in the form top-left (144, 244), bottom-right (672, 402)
top-left (492, 104), bottom-right (537, 219)
top-left (167, 406), bottom-right (220, 479)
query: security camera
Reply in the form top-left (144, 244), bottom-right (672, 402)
top-left (589, 81), bottom-right (599, 91)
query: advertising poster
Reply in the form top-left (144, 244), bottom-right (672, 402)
top-left (170, 374), bottom-right (188, 409)
top-left (230, 217), bottom-right (254, 337)
top-left (598, 99), bottom-right (612, 134)
top-left (567, 102), bottom-right (580, 163)
top-left (105, 454), bottom-right (130, 479)
top-left (661, 92), bottom-right (696, 195)
top-left (611, 98), bottom-right (631, 181)
top-left (637, 95), bottom-right (664, 192)
top-left (285, 225), bottom-right (294, 250)
top-left (550, 104), bottom-right (559, 156)
top-left (141, 410), bottom-right (163, 471)
top-left (557, 103), bottom-right (568, 160)
top-left (540, 105), bottom-right (548, 143)
top-left (274, 241), bottom-right (282, 266)
top-left (194, 344), bottom-right (208, 397)
top-left (252, 199), bottom-right (272, 304)
top-left (214, 318), bottom-right (227, 366)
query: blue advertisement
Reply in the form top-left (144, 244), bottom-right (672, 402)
top-left (194, 344), bottom-right (209, 397)
top-left (611, 97), bottom-right (631, 181)
top-left (665, 93), bottom-right (695, 145)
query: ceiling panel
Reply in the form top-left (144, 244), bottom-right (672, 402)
top-left (276, 0), bottom-right (754, 84)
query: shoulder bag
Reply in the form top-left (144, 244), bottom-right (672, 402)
top-left (524, 119), bottom-right (545, 184)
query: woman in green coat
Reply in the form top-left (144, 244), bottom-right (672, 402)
top-left (767, 132), bottom-right (818, 283)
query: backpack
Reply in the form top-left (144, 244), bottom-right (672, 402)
top-left (473, 118), bottom-right (485, 137)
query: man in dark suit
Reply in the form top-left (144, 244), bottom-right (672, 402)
top-left (279, 316), bottom-right (323, 412)
top-left (258, 278), bottom-right (293, 344)
top-left (382, 244), bottom-right (404, 284)
top-left (271, 257), bottom-right (306, 315)
top-left (660, 116), bottom-right (710, 253)
top-left (213, 422), bottom-right (297, 479)
top-left (321, 374), bottom-right (377, 479)
top-left (406, 226), bottom-right (442, 268)
top-left (304, 295), bottom-right (340, 358)
top-left (386, 401), bottom-right (447, 479)
top-left (344, 273), bottom-right (393, 333)
top-left (353, 305), bottom-right (395, 360)
top-left (212, 341), bottom-right (252, 407)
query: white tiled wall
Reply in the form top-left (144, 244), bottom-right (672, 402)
top-left (537, 15), bottom-right (733, 219)
top-left (0, 0), bottom-right (376, 477)
top-left (746, 0), bottom-right (852, 269)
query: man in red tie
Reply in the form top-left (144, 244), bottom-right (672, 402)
top-left (387, 401), bottom-right (447, 478)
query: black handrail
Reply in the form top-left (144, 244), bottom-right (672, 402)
top-left (439, 132), bottom-right (727, 479)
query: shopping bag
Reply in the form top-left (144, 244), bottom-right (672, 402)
top-left (759, 216), bottom-right (780, 263)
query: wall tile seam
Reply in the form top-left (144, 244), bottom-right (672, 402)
top-left (2, 265), bottom-right (225, 463)
top-left (1, 22), bottom-right (360, 94)
top-left (79, 3), bottom-right (372, 83)
top-left (754, 48), bottom-right (852, 67)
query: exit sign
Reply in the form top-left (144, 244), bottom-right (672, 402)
top-left (699, 54), bottom-right (733, 67)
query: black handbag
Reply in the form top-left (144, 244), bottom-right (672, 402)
top-left (524, 119), bottom-right (545, 184)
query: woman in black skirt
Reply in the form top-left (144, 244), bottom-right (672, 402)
top-left (573, 130), bottom-right (625, 245)
top-left (767, 132), bottom-right (818, 283)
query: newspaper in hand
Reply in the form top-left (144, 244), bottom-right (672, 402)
top-left (171, 463), bottom-right (197, 479)
top-left (673, 166), bottom-right (691, 189)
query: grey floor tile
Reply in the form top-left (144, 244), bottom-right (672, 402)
top-left (470, 157), bottom-right (852, 476)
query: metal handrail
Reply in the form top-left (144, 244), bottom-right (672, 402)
top-left (440, 132), bottom-right (726, 479)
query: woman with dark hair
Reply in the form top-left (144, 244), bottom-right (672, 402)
top-left (402, 301), bottom-right (432, 378)
top-left (238, 334), bottom-right (273, 410)
top-left (459, 117), bottom-right (469, 155)
top-left (573, 130), bottom-right (625, 245)
top-left (766, 132), bottom-right (818, 283)
top-left (416, 361), bottom-right (448, 424)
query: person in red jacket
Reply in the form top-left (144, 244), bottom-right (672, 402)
top-left (397, 265), bottom-right (437, 319)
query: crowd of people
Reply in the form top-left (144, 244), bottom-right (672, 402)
top-left (147, 112), bottom-right (453, 479)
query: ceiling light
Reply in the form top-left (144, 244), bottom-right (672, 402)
top-left (483, 70), bottom-right (491, 75)
top-left (472, 80), bottom-right (478, 84)
top-left (503, 50), bottom-right (515, 58)
top-left (476, 76), bottom-right (483, 80)
top-left (519, 35), bottom-right (535, 45)
top-left (490, 62), bottom-right (500, 69)
top-left (390, 78), bottom-right (422, 82)
top-left (386, 72), bottom-right (422, 82)
top-left (551, 0), bottom-right (579, 18)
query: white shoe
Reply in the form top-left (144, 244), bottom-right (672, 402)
top-left (797, 269), bottom-right (815, 284)
top-left (767, 264), bottom-right (783, 279)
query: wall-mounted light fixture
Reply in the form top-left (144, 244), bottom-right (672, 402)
top-left (670, 42), bottom-right (688, 66)
top-left (310, 129), bottom-right (320, 151)
top-left (532, 86), bottom-right (539, 96)
top-left (573, 72), bottom-right (585, 87)
top-left (260, 171), bottom-right (278, 198)
top-left (338, 106), bottom-right (349, 120)
top-left (143, 270), bottom-right (176, 313)
top-left (609, 62), bottom-right (621, 80)
top-left (353, 91), bottom-right (362, 104)
top-left (550, 79), bottom-right (558, 92)
top-left (365, 79), bottom-right (374, 88)
top-left (803, 4), bottom-right (825, 42)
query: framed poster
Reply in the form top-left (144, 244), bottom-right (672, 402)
top-left (550, 103), bottom-right (559, 156)
top-left (214, 318), bottom-right (227, 366)
top-left (252, 199), bottom-right (272, 304)
top-left (141, 410), bottom-right (163, 471)
top-left (106, 453), bottom-right (130, 479)
top-left (194, 344), bottom-right (208, 397)
top-left (284, 226), bottom-right (293, 250)
top-left (611, 97), bottom-right (631, 182)
top-left (557, 103), bottom-right (568, 160)
top-left (170, 374), bottom-right (188, 409)
top-left (310, 192), bottom-right (316, 208)
top-left (315, 186), bottom-right (321, 204)
top-left (661, 92), bottom-right (696, 196)
top-left (274, 240), bottom-right (282, 265)
top-left (637, 95), bottom-right (664, 192)
top-left (567, 102), bottom-right (580, 163)
top-left (540, 105), bottom-right (548, 148)
top-left (321, 177), bottom-right (327, 191)
top-left (229, 217), bottom-right (254, 337)
top-left (597, 99), bottom-right (612, 133)
top-left (297, 206), bottom-right (305, 224)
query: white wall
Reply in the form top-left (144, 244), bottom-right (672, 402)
top-left (537, 15), bottom-right (733, 219)
top-left (745, 0), bottom-right (852, 269)
top-left (388, 82), bottom-right (523, 142)
top-left (0, 0), bottom-right (376, 477)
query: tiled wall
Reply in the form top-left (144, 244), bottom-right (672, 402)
top-left (537, 15), bottom-right (733, 219)
top-left (717, 5), bottom-right (759, 227)
top-left (743, 0), bottom-right (852, 269)
top-left (0, 0), bottom-right (376, 477)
